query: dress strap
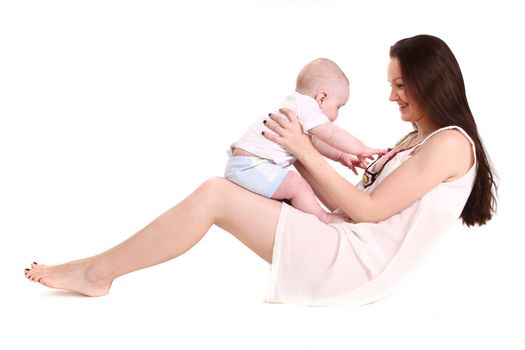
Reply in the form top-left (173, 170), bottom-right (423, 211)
top-left (414, 125), bottom-right (477, 164)
top-left (393, 130), bottom-right (418, 148)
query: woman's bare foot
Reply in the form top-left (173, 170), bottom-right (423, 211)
top-left (24, 260), bottom-right (112, 297)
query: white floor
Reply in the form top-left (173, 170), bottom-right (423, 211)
top-left (3, 216), bottom-right (523, 350)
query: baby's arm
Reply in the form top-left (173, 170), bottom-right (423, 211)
top-left (311, 135), bottom-right (344, 161)
top-left (309, 122), bottom-right (386, 158)
top-left (311, 136), bottom-right (367, 175)
top-left (309, 122), bottom-right (366, 155)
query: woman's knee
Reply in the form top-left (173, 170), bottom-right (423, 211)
top-left (196, 177), bottom-right (231, 198)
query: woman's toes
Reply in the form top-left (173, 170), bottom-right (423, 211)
top-left (31, 262), bottom-right (38, 268)
top-left (27, 268), bottom-right (40, 281)
top-left (32, 270), bottom-right (45, 282)
top-left (39, 277), bottom-right (51, 287)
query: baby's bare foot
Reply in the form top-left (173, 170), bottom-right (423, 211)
top-left (24, 261), bottom-right (112, 297)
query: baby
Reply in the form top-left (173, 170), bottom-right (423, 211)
top-left (225, 58), bottom-right (383, 223)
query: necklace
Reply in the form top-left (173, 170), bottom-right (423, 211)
top-left (362, 131), bottom-right (421, 188)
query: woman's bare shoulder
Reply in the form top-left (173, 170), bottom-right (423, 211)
top-left (424, 128), bottom-right (472, 155)
top-left (416, 128), bottom-right (474, 180)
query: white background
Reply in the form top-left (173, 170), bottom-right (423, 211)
top-left (1, 1), bottom-right (523, 349)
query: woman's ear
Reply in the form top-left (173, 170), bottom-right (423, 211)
top-left (315, 91), bottom-right (328, 105)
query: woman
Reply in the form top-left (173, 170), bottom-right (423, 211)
top-left (24, 35), bottom-right (497, 306)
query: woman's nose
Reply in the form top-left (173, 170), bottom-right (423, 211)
top-left (389, 88), bottom-right (398, 102)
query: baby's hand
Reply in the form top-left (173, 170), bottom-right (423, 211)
top-left (359, 147), bottom-right (389, 160)
top-left (338, 153), bottom-right (368, 175)
top-left (342, 147), bottom-right (388, 174)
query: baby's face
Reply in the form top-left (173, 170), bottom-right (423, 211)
top-left (319, 82), bottom-right (349, 122)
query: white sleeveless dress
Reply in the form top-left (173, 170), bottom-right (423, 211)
top-left (267, 126), bottom-right (477, 306)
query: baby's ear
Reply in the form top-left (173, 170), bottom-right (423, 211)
top-left (315, 91), bottom-right (328, 104)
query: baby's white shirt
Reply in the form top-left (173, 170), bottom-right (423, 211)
top-left (231, 91), bottom-right (330, 166)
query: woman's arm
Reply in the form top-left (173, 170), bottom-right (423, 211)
top-left (264, 109), bottom-right (473, 223)
top-left (363, 131), bottom-right (473, 221)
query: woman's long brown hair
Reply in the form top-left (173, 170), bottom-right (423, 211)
top-left (390, 35), bottom-right (497, 226)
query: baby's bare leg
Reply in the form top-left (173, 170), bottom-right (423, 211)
top-left (271, 172), bottom-right (346, 223)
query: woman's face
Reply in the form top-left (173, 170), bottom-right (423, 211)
top-left (387, 58), bottom-right (424, 123)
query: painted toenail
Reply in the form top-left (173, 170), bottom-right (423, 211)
top-left (33, 262), bottom-right (38, 265)
top-left (25, 268), bottom-right (30, 271)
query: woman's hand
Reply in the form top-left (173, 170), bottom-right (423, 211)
top-left (262, 108), bottom-right (317, 160)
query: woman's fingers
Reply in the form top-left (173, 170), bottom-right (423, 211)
top-left (264, 117), bottom-right (286, 136)
top-left (263, 108), bottom-right (313, 158)
top-left (268, 112), bottom-right (289, 129)
top-left (278, 107), bottom-right (299, 124)
top-left (261, 128), bottom-right (283, 145)
top-left (268, 108), bottom-right (303, 132)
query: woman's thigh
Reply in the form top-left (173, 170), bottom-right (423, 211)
top-left (203, 177), bottom-right (283, 263)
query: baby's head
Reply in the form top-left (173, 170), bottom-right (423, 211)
top-left (296, 58), bottom-right (349, 121)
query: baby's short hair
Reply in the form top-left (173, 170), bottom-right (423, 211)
top-left (296, 58), bottom-right (348, 96)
